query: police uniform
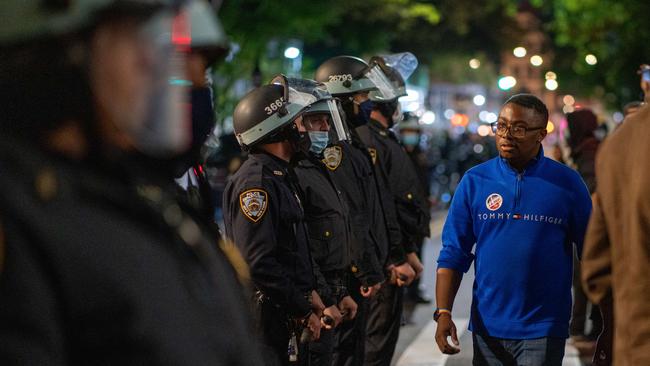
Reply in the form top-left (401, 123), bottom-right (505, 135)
top-left (356, 119), bottom-right (431, 366)
top-left (223, 152), bottom-right (315, 365)
top-left (0, 136), bottom-right (263, 366)
top-left (294, 154), bottom-right (352, 365)
top-left (325, 134), bottom-right (406, 366)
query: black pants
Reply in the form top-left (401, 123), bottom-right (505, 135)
top-left (309, 327), bottom-right (335, 366)
top-left (255, 300), bottom-right (305, 366)
top-left (364, 283), bottom-right (403, 366)
top-left (332, 276), bottom-right (367, 366)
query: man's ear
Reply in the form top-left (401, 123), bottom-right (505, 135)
top-left (538, 126), bottom-right (548, 142)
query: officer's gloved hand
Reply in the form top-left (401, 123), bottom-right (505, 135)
top-left (311, 290), bottom-right (326, 317)
top-left (390, 262), bottom-right (416, 287)
top-left (406, 252), bottom-right (424, 279)
top-left (338, 295), bottom-right (358, 321)
top-left (360, 282), bottom-right (382, 298)
top-left (322, 305), bottom-right (343, 329)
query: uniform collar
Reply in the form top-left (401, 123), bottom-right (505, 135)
top-left (251, 151), bottom-right (290, 171)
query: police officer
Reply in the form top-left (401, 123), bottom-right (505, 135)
top-left (173, 0), bottom-right (230, 225)
top-left (282, 77), bottom-right (360, 365)
top-left (223, 80), bottom-right (325, 365)
top-left (398, 114), bottom-right (434, 305)
top-left (0, 1), bottom-right (262, 365)
top-left (315, 56), bottom-right (416, 366)
top-left (358, 54), bottom-right (431, 365)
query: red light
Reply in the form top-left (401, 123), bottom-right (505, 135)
top-left (451, 113), bottom-right (469, 127)
top-left (172, 10), bottom-right (191, 51)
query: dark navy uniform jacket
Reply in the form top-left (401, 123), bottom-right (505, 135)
top-left (294, 155), bottom-right (351, 306)
top-left (223, 152), bottom-right (314, 317)
top-left (360, 120), bottom-right (431, 250)
top-left (0, 136), bottom-right (262, 366)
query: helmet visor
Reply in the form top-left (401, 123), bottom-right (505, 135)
top-left (364, 64), bottom-right (397, 102)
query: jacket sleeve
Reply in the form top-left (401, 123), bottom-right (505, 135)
top-left (581, 193), bottom-right (612, 305)
top-left (0, 220), bottom-right (67, 365)
top-left (436, 175), bottom-right (476, 273)
top-left (224, 184), bottom-right (311, 317)
top-left (569, 175), bottom-right (593, 256)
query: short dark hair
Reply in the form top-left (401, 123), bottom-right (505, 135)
top-left (504, 94), bottom-right (549, 125)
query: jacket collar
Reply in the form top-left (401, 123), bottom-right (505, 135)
top-left (498, 146), bottom-right (545, 176)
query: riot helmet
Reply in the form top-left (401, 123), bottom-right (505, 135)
top-left (0, 0), bottom-right (199, 158)
top-left (280, 77), bottom-right (349, 146)
top-left (233, 76), bottom-right (313, 151)
top-left (314, 55), bottom-right (396, 100)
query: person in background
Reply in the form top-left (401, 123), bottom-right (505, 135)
top-left (435, 94), bottom-right (592, 366)
top-left (399, 115), bottom-right (433, 307)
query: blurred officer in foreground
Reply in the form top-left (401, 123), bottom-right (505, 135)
top-left (223, 80), bottom-right (324, 365)
top-left (582, 70), bottom-right (650, 366)
top-left (355, 53), bottom-right (428, 365)
top-left (0, 1), bottom-right (262, 365)
top-left (173, 0), bottom-right (229, 224)
top-left (316, 55), bottom-right (415, 366)
top-left (435, 94), bottom-right (591, 365)
top-left (283, 77), bottom-right (358, 366)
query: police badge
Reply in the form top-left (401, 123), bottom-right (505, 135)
top-left (239, 189), bottom-right (268, 222)
top-left (368, 148), bottom-right (377, 165)
top-left (322, 146), bottom-right (342, 171)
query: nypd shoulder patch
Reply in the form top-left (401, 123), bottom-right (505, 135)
top-left (239, 189), bottom-right (268, 222)
top-left (322, 146), bottom-right (343, 171)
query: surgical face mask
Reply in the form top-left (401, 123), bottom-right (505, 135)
top-left (308, 131), bottom-right (329, 155)
top-left (401, 132), bottom-right (419, 146)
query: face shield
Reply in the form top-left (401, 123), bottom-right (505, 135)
top-left (97, 8), bottom-right (191, 158)
top-left (364, 64), bottom-right (397, 102)
top-left (284, 78), bottom-right (349, 144)
top-left (368, 52), bottom-right (418, 102)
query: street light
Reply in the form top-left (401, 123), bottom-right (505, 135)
top-left (284, 46), bottom-right (301, 59)
top-left (530, 55), bottom-right (543, 67)
top-left (585, 54), bottom-right (598, 65)
top-left (545, 79), bottom-right (558, 91)
top-left (545, 71), bottom-right (557, 80)
top-left (563, 95), bottom-right (575, 106)
top-left (473, 94), bottom-right (486, 106)
top-left (421, 111), bottom-right (436, 125)
top-left (513, 47), bottom-right (527, 58)
top-left (498, 76), bottom-right (517, 90)
top-left (469, 58), bottom-right (481, 69)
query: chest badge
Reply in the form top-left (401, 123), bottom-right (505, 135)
top-left (322, 146), bottom-right (343, 171)
top-left (367, 147), bottom-right (377, 165)
top-left (240, 189), bottom-right (268, 222)
top-left (485, 193), bottom-right (503, 211)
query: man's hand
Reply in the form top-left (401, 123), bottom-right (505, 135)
top-left (360, 282), bottom-right (382, 298)
top-left (322, 305), bottom-right (343, 329)
top-left (306, 312), bottom-right (322, 341)
top-left (311, 290), bottom-right (325, 317)
top-left (406, 252), bottom-right (424, 279)
top-left (338, 296), bottom-right (358, 321)
top-left (390, 262), bottom-right (416, 287)
top-left (435, 313), bottom-right (460, 354)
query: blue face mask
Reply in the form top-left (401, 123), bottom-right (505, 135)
top-left (308, 131), bottom-right (329, 155)
top-left (401, 133), bottom-right (419, 146)
top-left (358, 99), bottom-right (374, 124)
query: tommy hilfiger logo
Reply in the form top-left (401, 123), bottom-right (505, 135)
top-left (477, 212), bottom-right (563, 225)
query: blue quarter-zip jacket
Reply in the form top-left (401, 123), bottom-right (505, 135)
top-left (437, 148), bottom-right (592, 339)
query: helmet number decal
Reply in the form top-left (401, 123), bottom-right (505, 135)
top-left (264, 98), bottom-right (285, 115)
top-left (328, 74), bottom-right (353, 82)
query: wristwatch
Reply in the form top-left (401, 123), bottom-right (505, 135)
top-left (433, 308), bottom-right (451, 322)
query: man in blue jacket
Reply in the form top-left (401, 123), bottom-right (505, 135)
top-left (434, 94), bottom-right (592, 365)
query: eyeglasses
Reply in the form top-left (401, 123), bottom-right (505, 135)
top-left (490, 122), bottom-right (545, 138)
